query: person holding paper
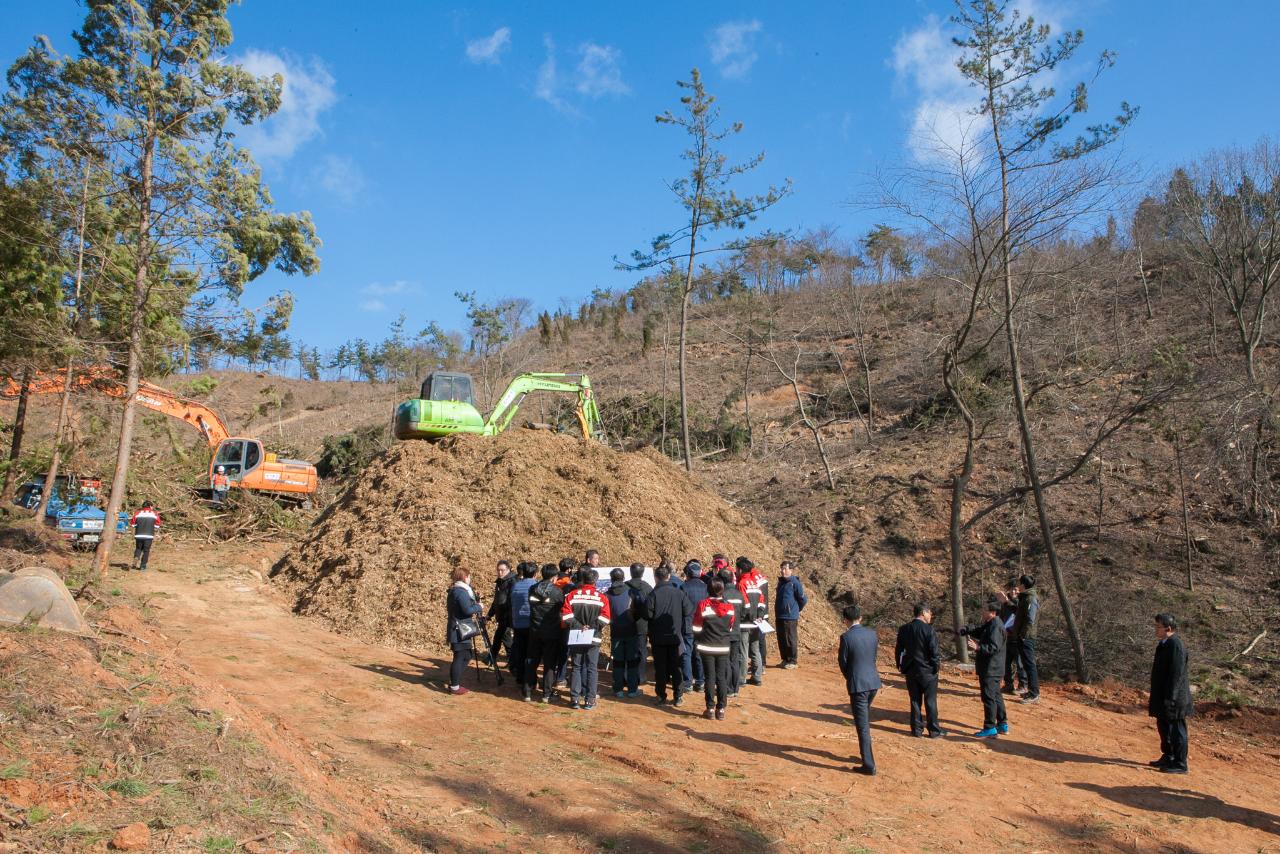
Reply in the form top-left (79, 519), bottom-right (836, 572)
top-left (561, 568), bottom-right (611, 710)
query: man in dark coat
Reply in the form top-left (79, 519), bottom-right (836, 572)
top-left (895, 602), bottom-right (945, 738)
top-left (487, 560), bottom-right (515, 661)
top-left (626, 563), bottom-right (653, 687)
top-left (605, 568), bottom-right (642, 697)
top-left (774, 561), bottom-right (808, 668)
top-left (681, 560), bottom-right (710, 691)
top-left (1012, 574), bottom-right (1041, 704)
top-left (1149, 613), bottom-right (1193, 774)
top-left (966, 600), bottom-right (1008, 738)
top-left (645, 565), bottom-right (692, 706)
top-left (525, 564), bottom-right (565, 702)
top-left (837, 604), bottom-right (882, 775)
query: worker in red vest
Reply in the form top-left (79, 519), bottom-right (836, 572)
top-left (211, 466), bottom-right (230, 505)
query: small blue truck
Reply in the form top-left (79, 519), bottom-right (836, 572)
top-left (12, 474), bottom-right (129, 550)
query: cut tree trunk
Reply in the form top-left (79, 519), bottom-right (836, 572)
top-left (0, 367), bottom-right (32, 504)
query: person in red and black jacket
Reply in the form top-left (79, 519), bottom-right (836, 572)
top-left (129, 501), bottom-right (161, 571)
top-left (736, 557), bottom-right (769, 686)
top-left (561, 568), bottom-right (611, 710)
top-left (693, 578), bottom-right (736, 720)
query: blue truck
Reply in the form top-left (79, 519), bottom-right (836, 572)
top-left (12, 474), bottom-right (129, 550)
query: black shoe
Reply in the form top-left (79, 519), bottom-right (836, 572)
top-left (654, 696), bottom-right (668, 706)
top-left (681, 683), bottom-right (693, 693)
top-left (929, 730), bottom-right (947, 739)
top-left (715, 708), bottom-right (725, 721)
top-left (704, 708), bottom-right (715, 720)
top-left (584, 701), bottom-right (596, 711)
top-left (522, 691), bottom-right (532, 702)
top-left (1148, 758), bottom-right (1169, 768)
top-left (570, 699), bottom-right (581, 710)
top-left (857, 766), bottom-right (877, 776)
top-left (1159, 765), bottom-right (1188, 774)
top-left (673, 694), bottom-right (685, 707)
top-left (693, 682), bottom-right (704, 691)
top-left (747, 678), bottom-right (763, 686)
top-left (911, 731), bottom-right (925, 738)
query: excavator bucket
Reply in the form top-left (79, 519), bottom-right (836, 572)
top-left (0, 566), bottom-right (91, 635)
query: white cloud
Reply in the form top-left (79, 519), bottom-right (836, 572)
top-left (236, 50), bottom-right (337, 160)
top-left (313, 154), bottom-right (366, 204)
top-left (709, 20), bottom-right (763, 79)
top-left (575, 43), bottom-right (629, 97)
top-left (359, 298), bottom-right (386, 313)
top-left (466, 27), bottom-right (511, 64)
top-left (362, 280), bottom-right (418, 296)
top-left (534, 36), bottom-right (573, 113)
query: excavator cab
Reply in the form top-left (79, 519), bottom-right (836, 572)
top-left (394, 372), bottom-right (486, 440)
top-left (212, 438), bottom-right (262, 481)
top-left (421, 372), bottom-right (475, 407)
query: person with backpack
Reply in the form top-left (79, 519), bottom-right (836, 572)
top-left (692, 578), bottom-right (736, 720)
top-left (605, 568), bottom-right (643, 697)
top-left (445, 567), bottom-right (483, 696)
top-left (681, 560), bottom-right (709, 692)
top-left (525, 564), bottom-right (565, 702)
top-left (645, 565), bottom-right (691, 706)
top-left (509, 562), bottom-right (538, 687)
top-left (129, 500), bottom-right (161, 571)
top-left (561, 568), bottom-right (611, 710)
top-left (774, 561), bottom-right (808, 668)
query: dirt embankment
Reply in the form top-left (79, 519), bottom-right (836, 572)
top-left (271, 430), bottom-right (840, 654)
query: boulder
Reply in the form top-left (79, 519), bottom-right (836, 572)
top-left (0, 566), bottom-right (90, 635)
top-left (109, 822), bottom-right (150, 851)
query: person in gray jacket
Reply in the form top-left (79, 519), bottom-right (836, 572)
top-left (837, 604), bottom-right (882, 776)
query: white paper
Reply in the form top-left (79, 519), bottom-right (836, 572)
top-left (568, 628), bottom-right (595, 645)
top-left (756, 619), bottom-right (776, 635)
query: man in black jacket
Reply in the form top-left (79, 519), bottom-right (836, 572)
top-left (1149, 613), bottom-right (1193, 774)
top-left (719, 569), bottom-right (747, 697)
top-left (895, 602), bottom-right (945, 738)
top-left (681, 561), bottom-right (709, 691)
top-left (837, 604), bottom-right (882, 775)
top-left (645, 565), bottom-right (692, 706)
top-left (626, 564), bottom-right (654, 688)
top-left (525, 564), bottom-right (565, 703)
top-left (966, 601), bottom-right (1008, 738)
top-left (487, 560), bottom-right (515, 661)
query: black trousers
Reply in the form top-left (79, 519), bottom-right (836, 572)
top-left (510, 628), bottom-right (530, 684)
top-left (525, 634), bottom-right (559, 697)
top-left (777, 619), bottom-right (799, 664)
top-left (449, 646), bottom-right (472, 687)
top-left (905, 670), bottom-right (941, 735)
top-left (727, 636), bottom-right (743, 693)
top-left (1017, 637), bottom-right (1041, 696)
top-left (980, 675), bottom-right (1008, 728)
top-left (848, 689), bottom-right (878, 771)
top-left (1156, 714), bottom-right (1188, 769)
top-left (132, 537), bottom-right (153, 569)
top-left (1003, 640), bottom-right (1026, 689)
top-left (652, 642), bottom-right (682, 700)
top-left (701, 653), bottom-right (730, 710)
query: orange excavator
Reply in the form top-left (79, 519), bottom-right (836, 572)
top-left (1, 367), bottom-right (317, 501)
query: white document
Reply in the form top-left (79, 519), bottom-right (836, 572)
top-left (568, 628), bottom-right (595, 646)
top-left (756, 618), bottom-right (776, 635)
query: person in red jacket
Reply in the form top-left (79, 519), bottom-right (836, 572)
top-left (129, 501), bottom-right (161, 571)
top-left (736, 557), bottom-right (769, 686)
top-left (692, 578), bottom-right (736, 720)
top-left (560, 569), bottom-right (611, 710)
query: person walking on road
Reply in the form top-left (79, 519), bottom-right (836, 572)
top-left (129, 500), bottom-right (161, 571)
top-left (605, 568), bottom-right (643, 697)
top-left (561, 569), bottom-right (611, 710)
top-left (509, 562), bottom-right (538, 686)
top-left (837, 604), bottom-right (882, 776)
top-left (692, 578), bottom-right (735, 720)
top-left (967, 601), bottom-right (1009, 737)
top-left (1149, 613), bottom-right (1193, 774)
top-left (895, 603), bottom-right (945, 738)
top-left (680, 560), bottom-right (709, 692)
top-left (645, 565), bottom-right (691, 707)
top-left (525, 564), bottom-right (565, 702)
top-left (774, 561), bottom-right (808, 669)
top-left (445, 568), bottom-right (483, 696)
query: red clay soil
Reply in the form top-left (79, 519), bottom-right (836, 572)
top-left (271, 430), bottom-right (839, 654)
top-left (107, 540), bottom-right (1280, 854)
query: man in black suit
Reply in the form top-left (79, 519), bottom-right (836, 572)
top-left (1149, 613), bottom-right (1193, 774)
top-left (837, 604), bottom-right (882, 775)
top-left (895, 602), bottom-right (945, 738)
top-left (966, 600), bottom-right (1008, 738)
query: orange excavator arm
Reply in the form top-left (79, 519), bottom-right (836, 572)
top-left (1, 367), bottom-right (231, 448)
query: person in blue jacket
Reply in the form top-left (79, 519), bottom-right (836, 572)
top-left (446, 567), bottom-right (484, 695)
top-left (774, 561), bottom-right (809, 669)
top-left (509, 562), bottom-right (538, 687)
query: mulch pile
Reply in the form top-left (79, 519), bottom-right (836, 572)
top-left (271, 430), bottom-right (836, 654)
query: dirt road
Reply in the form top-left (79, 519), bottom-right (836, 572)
top-left (120, 541), bottom-right (1280, 853)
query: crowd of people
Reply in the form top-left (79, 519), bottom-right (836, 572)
top-left (444, 552), bottom-right (1196, 775)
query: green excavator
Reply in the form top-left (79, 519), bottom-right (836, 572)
top-left (393, 371), bottom-right (605, 441)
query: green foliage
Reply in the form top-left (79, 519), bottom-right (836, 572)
top-left (201, 836), bottom-right (236, 854)
top-left (316, 425), bottom-right (387, 481)
top-left (179, 376), bottom-right (219, 398)
top-left (105, 778), bottom-right (149, 798)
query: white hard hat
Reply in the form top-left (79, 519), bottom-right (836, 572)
top-left (217, 466), bottom-right (225, 472)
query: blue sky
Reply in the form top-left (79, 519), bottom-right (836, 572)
top-left (2, 1), bottom-right (1278, 353)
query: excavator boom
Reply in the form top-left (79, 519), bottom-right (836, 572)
top-left (483, 373), bottom-right (603, 439)
top-left (393, 371), bottom-right (604, 442)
